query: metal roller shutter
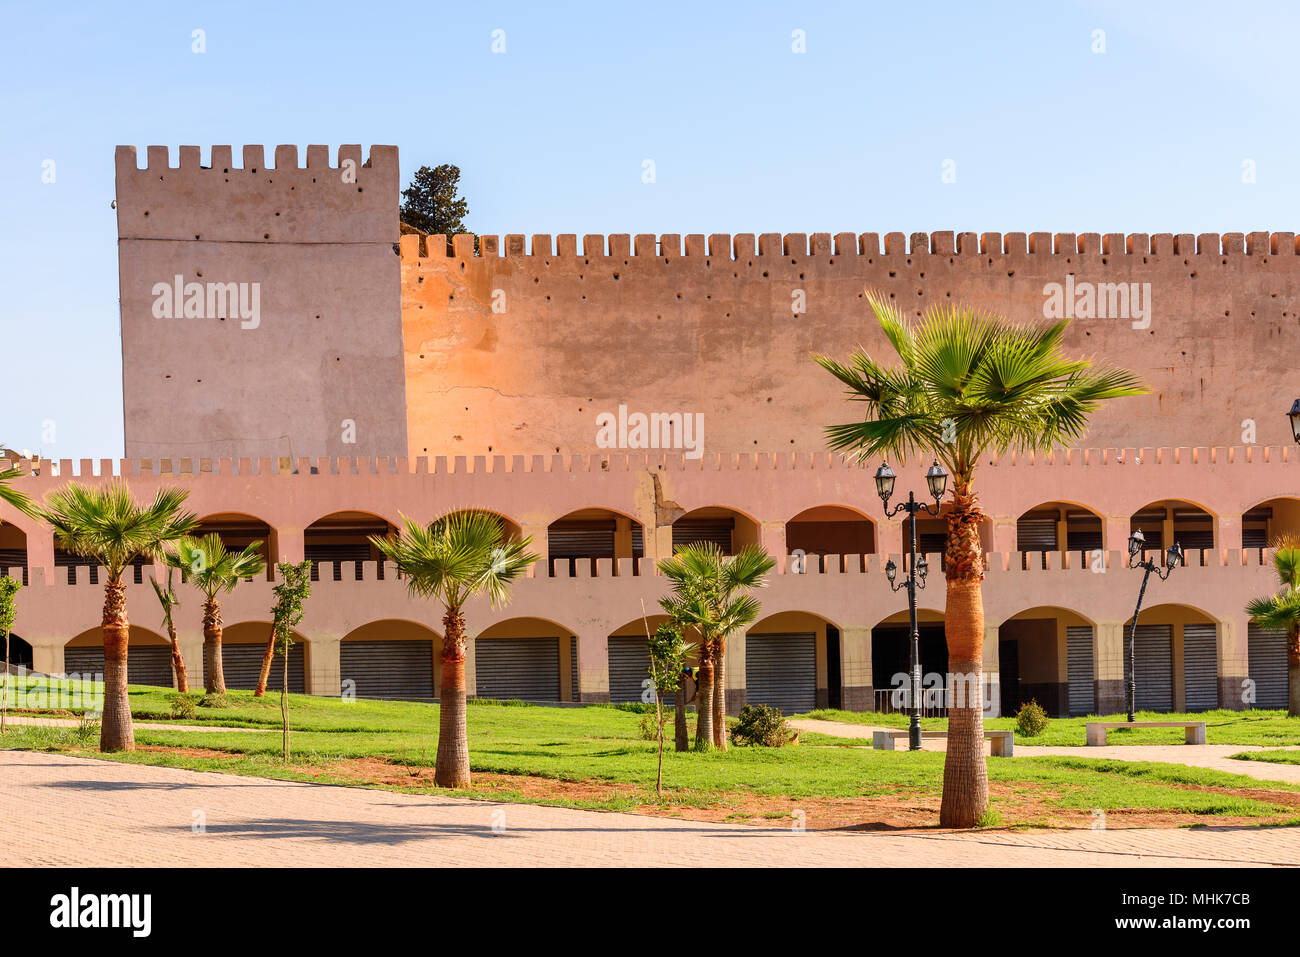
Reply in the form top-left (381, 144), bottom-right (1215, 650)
top-left (549, 520), bottom-right (614, 559)
top-left (1066, 626), bottom-right (1095, 716)
top-left (1017, 513), bottom-right (1058, 569)
top-left (569, 636), bottom-right (578, 702)
top-left (745, 633), bottom-right (816, 715)
top-left (609, 636), bottom-right (655, 704)
top-left (475, 637), bottom-right (560, 701)
top-left (1182, 623), bottom-right (1218, 712)
top-left (306, 544), bottom-right (372, 581)
top-left (1248, 622), bottom-right (1288, 709)
top-left (672, 519), bottom-right (733, 553)
top-left (223, 642), bottom-right (305, 694)
top-left (340, 640), bottom-right (435, 700)
top-left (63, 645), bottom-right (173, 688)
top-left (1123, 624), bottom-right (1173, 712)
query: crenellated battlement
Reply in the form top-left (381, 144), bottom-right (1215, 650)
top-left (116, 144), bottom-right (397, 175)
top-left (4, 445), bottom-right (1297, 484)
top-left (401, 230), bottom-right (1300, 261)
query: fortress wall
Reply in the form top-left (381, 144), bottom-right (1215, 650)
top-left (401, 229), bottom-right (1300, 458)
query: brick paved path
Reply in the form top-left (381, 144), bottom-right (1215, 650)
top-left (3, 751), bottom-right (1297, 867)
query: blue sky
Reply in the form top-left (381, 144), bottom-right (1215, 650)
top-left (1, 0), bottom-right (1294, 458)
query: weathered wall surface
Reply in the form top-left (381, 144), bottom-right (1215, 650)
top-left (402, 230), bottom-right (1300, 458)
top-left (116, 145), bottom-right (407, 461)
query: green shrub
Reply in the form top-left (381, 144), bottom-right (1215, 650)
top-left (731, 704), bottom-right (794, 748)
top-left (169, 693), bottom-right (198, 720)
top-left (70, 713), bottom-right (100, 746)
top-left (197, 693), bottom-right (232, 709)
top-left (1015, 699), bottom-right (1049, 737)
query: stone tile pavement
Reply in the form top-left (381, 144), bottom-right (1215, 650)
top-left (2, 751), bottom-right (1297, 867)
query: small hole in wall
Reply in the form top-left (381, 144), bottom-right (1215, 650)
top-left (143, 211), bottom-right (149, 216)
top-left (762, 271), bottom-right (769, 277)
top-left (165, 374), bottom-right (172, 379)
top-left (357, 187), bottom-right (363, 193)
top-left (264, 234), bottom-right (270, 239)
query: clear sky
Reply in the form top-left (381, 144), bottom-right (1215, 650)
top-left (1, 0), bottom-right (1294, 459)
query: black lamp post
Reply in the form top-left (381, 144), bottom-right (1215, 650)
top-left (1125, 529), bottom-right (1183, 722)
top-left (1288, 399), bottom-right (1300, 445)
top-left (876, 460), bottom-right (949, 750)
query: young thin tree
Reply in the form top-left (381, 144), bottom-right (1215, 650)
top-left (0, 574), bottom-right (21, 734)
top-left (166, 534), bottom-right (265, 694)
top-left (149, 568), bottom-right (188, 693)
top-left (269, 561), bottom-right (312, 759)
top-left (816, 292), bottom-right (1145, 827)
top-left (37, 482), bottom-right (197, 751)
top-left (371, 511), bottom-right (536, 787)
top-left (1246, 533), bottom-right (1300, 716)
top-left (644, 614), bottom-right (688, 795)
top-left (657, 542), bottom-right (774, 751)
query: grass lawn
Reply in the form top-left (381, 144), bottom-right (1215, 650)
top-left (797, 708), bottom-right (1300, 747)
top-left (4, 678), bottom-right (1300, 831)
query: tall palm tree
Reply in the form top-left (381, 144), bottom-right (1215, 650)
top-left (1246, 533), bottom-right (1300, 716)
top-left (371, 511), bottom-right (537, 788)
top-left (816, 292), bottom-right (1145, 827)
top-left (166, 534), bottom-right (265, 694)
top-left (37, 481), bottom-right (197, 751)
top-left (658, 542), bottom-right (774, 751)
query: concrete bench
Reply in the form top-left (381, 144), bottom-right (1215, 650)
top-left (1085, 720), bottom-right (1206, 746)
top-left (872, 728), bottom-right (1014, 757)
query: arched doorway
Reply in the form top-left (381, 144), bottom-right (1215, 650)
top-left (746, 611), bottom-right (839, 715)
top-left (548, 508), bottom-right (644, 577)
top-left (1130, 500), bottom-right (1216, 567)
top-left (305, 511), bottom-right (397, 581)
top-left (220, 621), bottom-right (306, 694)
top-left (785, 505), bottom-right (876, 573)
top-left (340, 619), bottom-right (440, 701)
top-left (1122, 603), bottom-right (1218, 713)
top-left (475, 617), bottom-right (575, 702)
top-left (1, 633), bottom-right (33, 672)
top-left (672, 507), bottom-right (760, 555)
top-left (1015, 502), bottom-right (1104, 570)
top-left (872, 609), bottom-right (947, 715)
top-left (64, 626), bottom-right (173, 688)
top-left (997, 606), bottom-right (1095, 717)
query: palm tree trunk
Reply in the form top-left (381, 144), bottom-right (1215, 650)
top-left (202, 597), bottom-right (225, 694)
top-left (674, 682), bottom-right (688, 752)
top-left (1289, 625), bottom-right (1300, 718)
top-left (436, 609), bottom-right (471, 787)
top-left (694, 645), bottom-right (714, 752)
top-left (163, 613), bottom-right (188, 694)
top-left (939, 479), bottom-right (988, 829)
top-left (712, 634), bottom-right (727, 750)
top-left (100, 578), bottom-right (135, 752)
top-left (253, 622), bottom-right (276, 697)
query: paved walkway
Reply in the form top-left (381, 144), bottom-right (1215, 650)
top-left (2, 751), bottom-right (1297, 867)
top-left (789, 718), bottom-right (1300, 784)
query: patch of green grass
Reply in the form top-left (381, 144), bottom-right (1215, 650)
top-left (797, 708), bottom-right (1300, 747)
top-left (6, 684), bottom-right (1299, 823)
top-left (1228, 750), bottom-right (1300, 765)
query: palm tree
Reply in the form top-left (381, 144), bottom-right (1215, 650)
top-left (150, 568), bottom-right (189, 693)
top-left (371, 511), bottom-right (537, 787)
top-left (1246, 533), bottom-right (1300, 716)
top-left (0, 461), bottom-right (36, 518)
top-left (816, 292), bottom-right (1145, 827)
top-left (658, 542), bottom-right (774, 751)
top-left (166, 534), bottom-right (265, 694)
top-left (37, 481), bottom-right (197, 751)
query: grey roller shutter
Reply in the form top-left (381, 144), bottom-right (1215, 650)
top-left (1017, 513), bottom-right (1057, 570)
top-left (223, 642), bottom-right (305, 694)
top-left (673, 519), bottom-right (733, 553)
top-left (549, 520), bottom-right (614, 559)
top-left (1123, 624), bottom-right (1173, 712)
top-left (64, 645), bottom-right (173, 688)
top-left (306, 544), bottom-right (372, 581)
top-left (570, 636), bottom-right (579, 702)
top-left (1066, 626), bottom-right (1095, 716)
top-left (340, 640), bottom-right (435, 700)
top-left (609, 636), bottom-right (655, 704)
top-left (1248, 622), bottom-right (1288, 709)
top-left (475, 637), bottom-right (560, 701)
top-left (1182, 623), bottom-right (1218, 712)
top-left (745, 633), bottom-right (816, 715)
